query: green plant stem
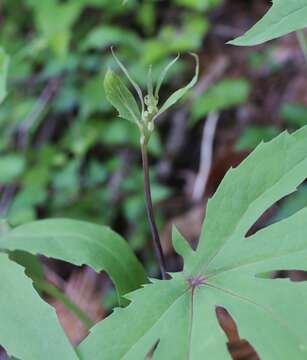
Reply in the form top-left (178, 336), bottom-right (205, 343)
top-left (34, 278), bottom-right (94, 329)
top-left (141, 144), bottom-right (167, 279)
top-left (297, 30), bottom-right (307, 61)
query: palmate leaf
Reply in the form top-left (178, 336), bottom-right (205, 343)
top-left (0, 219), bottom-right (146, 305)
top-left (78, 126), bottom-right (307, 359)
top-left (229, 0), bottom-right (307, 46)
top-left (0, 254), bottom-right (78, 360)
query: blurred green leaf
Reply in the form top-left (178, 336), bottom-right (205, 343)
top-left (136, 2), bottom-right (156, 36)
top-left (8, 186), bottom-right (47, 226)
top-left (124, 182), bottom-right (170, 223)
top-left (0, 48), bottom-right (9, 104)
top-left (143, 18), bottom-right (208, 64)
top-left (52, 159), bottom-right (80, 192)
top-left (236, 126), bottom-right (280, 151)
top-left (192, 78), bottom-right (250, 123)
top-left (23, 164), bottom-right (51, 188)
top-left (174, 0), bottom-right (223, 11)
top-left (101, 119), bottom-right (162, 156)
top-left (0, 154), bottom-right (26, 184)
top-left (281, 103), bottom-right (307, 128)
top-left (30, 0), bottom-right (81, 57)
top-left (84, 160), bottom-right (108, 188)
top-left (81, 26), bottom-right (141, 51)
top-left (80, 76), bottom-right (110, 117)
top-left (76, 0), bottom-right (137, 12)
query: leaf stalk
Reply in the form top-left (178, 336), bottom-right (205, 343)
top-left (141, 144), bottom-right (167, 279)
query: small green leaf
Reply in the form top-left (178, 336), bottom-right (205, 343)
top-left (111, 48), bottom-right (144, 114)
top-left (0, 254), bottom-right (78, 360)
top-left (229, 0), bottom-right (307, 46)
top-left (155, 54), bottom-right (180, 99)
top-left (155, 53), bottom-right (199, 118)
top-left (0, 48), bottom-right (9, 104)
top-left (104, 69), bottom-right (141, 123)
top-left (0, 219), bottom-right (146, 304)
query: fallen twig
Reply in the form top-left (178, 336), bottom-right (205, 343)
top-left (192, 112), bottom-right (220, 202)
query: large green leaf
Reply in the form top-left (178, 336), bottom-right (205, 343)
top-left (0, 219), bottom-right (146, 304)
top-left (0, 48), bottom-right (9, 104)
top-left (78, 126), bottom-right (307, 359)
top-left (229, 0), bottom-right (307, 46)
top-left (0, 254), bottom-right (78, 360)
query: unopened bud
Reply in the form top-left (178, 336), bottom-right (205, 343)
top-left (144, 95), bottom-right (150, 105)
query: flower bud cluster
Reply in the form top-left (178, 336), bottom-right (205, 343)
top-left (140, 94), bottom-right (159, 145)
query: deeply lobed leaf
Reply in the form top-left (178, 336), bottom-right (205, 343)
top-left (192, 127), bottom-right (307, 275)
top-left (78, 274), bottom-right (230, 360)
top-left (77, 125), bottom-right (307, 359)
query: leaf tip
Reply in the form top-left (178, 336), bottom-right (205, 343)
top-left (172, 225), bottom-right (193, 260)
